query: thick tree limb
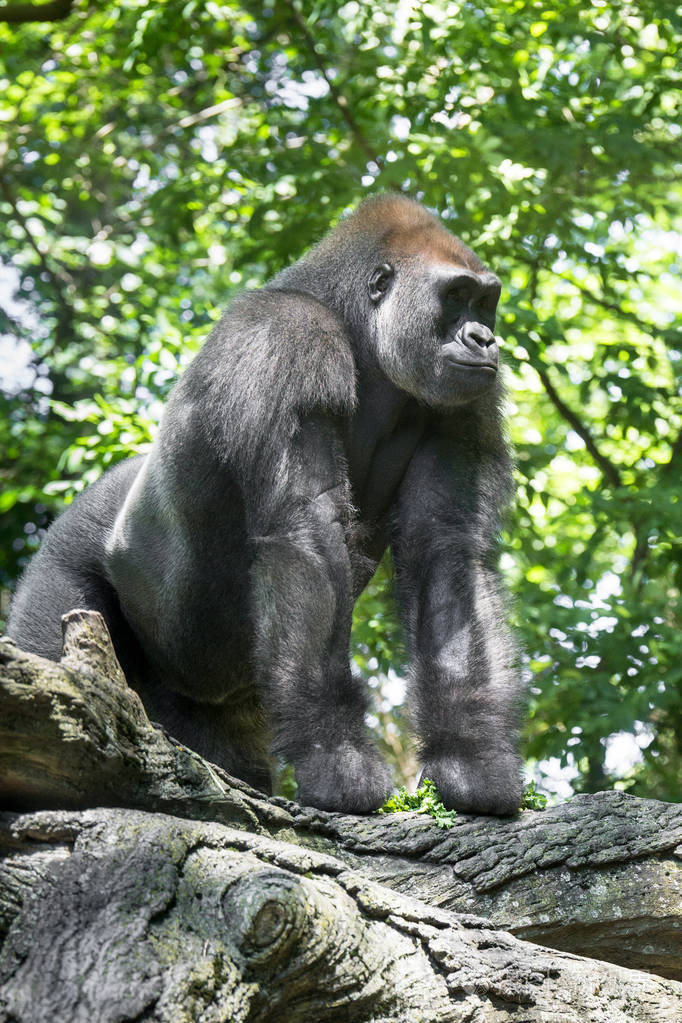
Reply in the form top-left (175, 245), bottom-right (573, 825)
top-left (1, 807), bottom-right (680, 1022)
top-left (1, 610), bottom-right (682, 1017)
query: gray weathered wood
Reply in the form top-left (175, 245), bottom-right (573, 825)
top-left (312, 791), bottom-right (682, 981)
top-left (1, 807), bottom-right (680, 1023)
top-left (1, 609), bottom-right (681, 1017)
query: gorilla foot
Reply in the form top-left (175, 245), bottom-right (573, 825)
top-left (295, 741), bottom-right (393, 813)
top-left (420, 751), bottom-right (523, 816)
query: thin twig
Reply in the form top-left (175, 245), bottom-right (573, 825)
top-left (540, 262), bottom-right (678, 344)
top-left (175, 97), bottom-right (241, 130)
top-left (662, 427), bottom-right (682, 478)
top-left (0, 175), bottom-right (75, 291)
top-left (527, 261), bottom-right (621, 487)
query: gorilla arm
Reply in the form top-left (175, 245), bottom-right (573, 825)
top-left (249, 413), bottom-right (392, 812)
top-left (391, 411), bottom-right (524, 815)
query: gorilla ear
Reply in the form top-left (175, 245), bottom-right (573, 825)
top-left (368, 263), bottom-right (395, 303)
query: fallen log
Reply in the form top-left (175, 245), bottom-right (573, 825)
top-left (1, 610), bottom-right (681, 1019)
top-left (1, 807), bottom-right (680, 1022)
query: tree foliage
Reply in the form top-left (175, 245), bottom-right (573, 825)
top-left (0, 0), bottom-right (680, 800)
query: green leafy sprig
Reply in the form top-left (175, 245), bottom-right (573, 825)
top-left (520, 780), bottom-right (548, 810)
top-left (378, 778), bottom-right (457, 829)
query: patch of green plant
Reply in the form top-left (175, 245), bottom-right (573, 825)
top-left (520, 780), bottom-right (548, 810)
top-left (271, 760), bottom-right (298, 801)
top-left (377, 778), bottom-right (457, 829)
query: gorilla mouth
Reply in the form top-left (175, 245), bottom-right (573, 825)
top-left (441, 338), bottom-right (498, 373)
top-left (445, 357), bottom-right (497, 373)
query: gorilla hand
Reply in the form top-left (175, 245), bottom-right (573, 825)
top-left (294, 741), bottom-right (393, 813)
top-left (419, 749), bottom-right (523, 816)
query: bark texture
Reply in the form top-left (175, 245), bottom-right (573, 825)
top-left (1, 610), bottom-right (681, 1020)
top-left (1, 807), bottom-right (680, 1023)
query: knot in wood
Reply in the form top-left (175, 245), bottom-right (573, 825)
top-left (222, 869), bottom-right (306, 964)
top-left (251, 899), bottom-right (287, 947)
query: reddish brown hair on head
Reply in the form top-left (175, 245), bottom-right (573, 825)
top-left (348, 194), bottom-right (487, 272)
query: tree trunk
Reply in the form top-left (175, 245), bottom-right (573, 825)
top-left (1, 611), bottom-right (681, 1021)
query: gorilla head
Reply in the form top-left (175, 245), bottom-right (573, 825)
top-left (276, 195), bottom-right (502, 410)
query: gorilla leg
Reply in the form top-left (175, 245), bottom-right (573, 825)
top-left (392, 435), bottom-right (524, 815)
top-left (130, 674), bottom-right (273, 792)
top-left (7, 458), bottom-right (272, 790)
top-left (6, 458), bottom-right (144, 663)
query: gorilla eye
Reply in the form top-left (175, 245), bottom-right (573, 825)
top-left (368, 263), bottom-right (394, 303)
top-left (446, 283), bottom-right (473, 306)
top-left (476, 291), bottom-right (499, 319)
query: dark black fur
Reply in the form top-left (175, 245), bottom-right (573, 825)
top-left (8, 196), bottom-right (524, 813)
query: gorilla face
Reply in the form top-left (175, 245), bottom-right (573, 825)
top-left (370, 255), bottom-right (502, 410)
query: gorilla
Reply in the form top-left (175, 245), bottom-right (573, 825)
top-left (7, 195), bottom-right (524, 815)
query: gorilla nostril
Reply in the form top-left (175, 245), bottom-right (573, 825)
top-left (464, 323), bottom-right (495, 349)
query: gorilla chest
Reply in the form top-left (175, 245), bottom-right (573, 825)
top-left (346, 394), bottom-right (428, 526)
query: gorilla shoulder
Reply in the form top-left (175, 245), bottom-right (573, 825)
top-left (189, 288), bottom-right (358, 423)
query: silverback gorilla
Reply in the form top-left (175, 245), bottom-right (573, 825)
top-left (8, 195), bottom-right (524, 814)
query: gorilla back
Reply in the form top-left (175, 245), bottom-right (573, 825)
top-left (8, 195), bottom-right (524, 815)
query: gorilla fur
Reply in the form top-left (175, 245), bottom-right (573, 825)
top-left (8, 195), bottom-right (524, 814)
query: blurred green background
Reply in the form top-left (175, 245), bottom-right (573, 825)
top-left (1, 0), bottom-right (680, 802)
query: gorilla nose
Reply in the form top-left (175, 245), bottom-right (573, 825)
top-left (462, 322), bottom-right (495, 351)
top-left (457, 322), bottom-right (498, 369)
top-left (443, 322), bottom-right (499, 372)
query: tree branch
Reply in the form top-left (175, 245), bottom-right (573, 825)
top-left (2, 804), bottom-right (680, 1020)
top-left (5, 806), bottom-right (682, 1014)
top-left (520, 253), bottom-right (679, 344)
top-left (0, 173), bottom-right (77, 372)
top-left (175, 96), bottom-right (241, 131)
top-left (663, 426), bottom-right (682, 478)
top-left (0, 174), bottom-right (75, 293)
top-left (523, 264), bottom-right (623, 488)
top-left (550, 266), bottom-right (678, 344)
top-left (535, 364), bottom-right (623, 488)
top-left (0, 0), bottom-right (75, 24)
top-left (283, 0), bottom-right (381, 168)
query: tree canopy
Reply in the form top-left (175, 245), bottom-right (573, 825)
top-left (1, 0), bottom-right (680, 801)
